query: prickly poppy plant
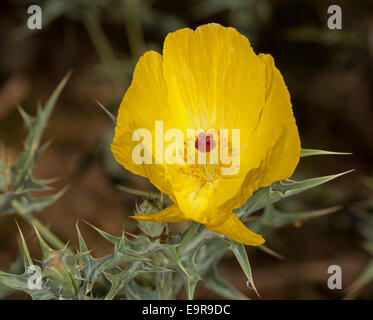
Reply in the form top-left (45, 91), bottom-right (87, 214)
top-left (0, 25), bottom-right (350, 300)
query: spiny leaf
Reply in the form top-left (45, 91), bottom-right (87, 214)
top-left (0, 271), bottom-right (56, 300)
top-left (79, 255), bottom-right (108, 295)
top-left (226, 241), bottom-right (258, 297)
top-left (258, 245), bottom-right (284, 260)
top-left (204, 270), bottom-right (248, 300)
top-left (33, 225), bottom-right (54, 256)
top-left (2, 75), bottom-right (70, 218)
top-left (0, 252), bottom-right (24, 299)
top-left (83, 220), bottom-right (122, 245)
top-left (75, 222), bottom-right (89, 253)
top-left (301, 148), bottom-right (352, 158)
top-left (237, 170), bottom-right (353, 220)
top-left (249, 205), bottom-right (341, 234)
top-left (166, 246), bottom-right (190, 277)
top-left (17, 188), bottom-right (67, 215)
top-left (117, 185), bottom-right (174, 206)
top-left (76, 223), bottom-right (160, 295)
top-left (271, 170), bottom-right (354, 197)
top-left (12, 72), bottom-right (71, 176)
top-left (83, 220), bottom-right (154, 260)
top-left (95, 100), bottom-right (117, 123)
top-left (16, 105), bottom-right (33, 128)
top-left (117, 185), bottom-right (161, 198)
top-left (21, 175), bottom-right (50, 192)
top-left (125, 280), bottom-right (162, 300)
top-left (75, 223), bottom-right (101, 295)
top-left (163, 243), bottom-right (201, 300)
top-left (104, 261), bottom-right (170, 300)
top-left (15, 221), bottom-right (33, 268)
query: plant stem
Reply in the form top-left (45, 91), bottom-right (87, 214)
top-left (177, 222), bottom-right (200, 254)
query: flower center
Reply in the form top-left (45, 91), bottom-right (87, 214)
top-left (195, 132), bottom-right (216, 152)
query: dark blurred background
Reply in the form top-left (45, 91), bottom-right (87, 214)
top-left (0, 0), bottom-right (372, 299)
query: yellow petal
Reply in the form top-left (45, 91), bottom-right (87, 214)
top-left (162, 23), bottom-right (266, 133)
top-left (218, 53), bottom-right (301, 209)
top-left (206, 211), bottom-right (265, 246)
top-left (111, 50), bottom-right (174, 196)
top-left (130, 204), bottom-right (187, 223)
top-left (255, 53), bottom-right (301, 186)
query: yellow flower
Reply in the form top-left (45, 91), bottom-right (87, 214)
top-left (111, 23), bottom-right (301, 246)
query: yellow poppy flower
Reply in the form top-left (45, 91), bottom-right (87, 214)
top-left (111, 23), bottom-right (301, 246)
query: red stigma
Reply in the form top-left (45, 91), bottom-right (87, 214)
top-left (195, 133), bottom-right (216, 153)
